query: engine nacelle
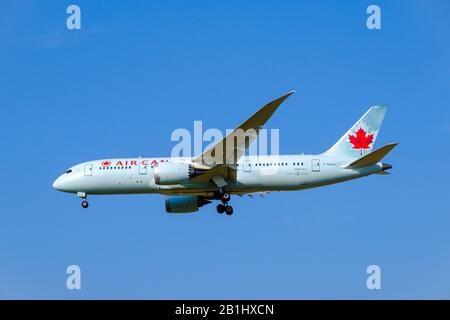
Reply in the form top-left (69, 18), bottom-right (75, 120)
top-left (153, 162), bottom-right (205, 185)
top-left (165, 196), bottom-right (211, 213)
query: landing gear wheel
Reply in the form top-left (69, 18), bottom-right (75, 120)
top-left (216, 204), bottom-right (225, 214)
top-left (220, 193), bottom-right (231, 202)
top-left (225, 205), bottom-right (233, 215)
top-left (81, 200), bottom-right (89, 209)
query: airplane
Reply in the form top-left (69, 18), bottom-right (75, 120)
top-left (52, 91), bottom-right (397, 215)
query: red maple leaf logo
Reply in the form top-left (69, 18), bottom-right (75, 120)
top-left (348, 128), bottom-right (374, 156)
top-left (101, 160), bottom-right (111, 167)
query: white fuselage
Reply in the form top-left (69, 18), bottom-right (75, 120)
top-left (52, 154), bottom-right (383, 197)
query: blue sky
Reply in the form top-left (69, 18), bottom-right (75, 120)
top-left (0, 0), bottom-right (449, 299)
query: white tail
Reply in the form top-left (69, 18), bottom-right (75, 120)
top-left (323, 105), bottom-right (387, 159)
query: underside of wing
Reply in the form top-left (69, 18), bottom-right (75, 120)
top-left (190, 164), bottom-right (237, 183)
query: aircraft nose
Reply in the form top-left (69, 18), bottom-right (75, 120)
top-left (52, 176), bottom-right (63, 190)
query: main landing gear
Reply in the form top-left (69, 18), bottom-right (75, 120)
top-left (78, 192), bottom-right (89, 209)
top-left (216, 192), bottom-right (233, 215)
top-left (216, 203), bottom-right (233, 215)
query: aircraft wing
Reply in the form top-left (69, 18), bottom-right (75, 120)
top-left (193, 91), bottom-right (295, 168)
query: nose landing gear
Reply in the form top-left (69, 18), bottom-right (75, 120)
top-left (77, 192), bottom-right (89, 209)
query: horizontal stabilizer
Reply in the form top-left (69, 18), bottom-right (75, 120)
top-left (345, 143), bottom-right (398, 169)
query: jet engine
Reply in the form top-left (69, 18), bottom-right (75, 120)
top-left (165, 196), bottom-right (211, 213)
top-left (153, 162), bottom-right (206, 185)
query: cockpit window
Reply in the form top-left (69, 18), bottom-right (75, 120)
top-left (65, 169), bottom-right (72, 174)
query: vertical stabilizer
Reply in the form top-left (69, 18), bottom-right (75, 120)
top-left (323, 106), bottom-right (387, 159)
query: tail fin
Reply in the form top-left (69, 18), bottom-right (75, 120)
top-left (323, 105), bottom-right (387, 159)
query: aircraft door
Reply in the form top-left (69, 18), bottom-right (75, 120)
top-left (243, 159), bottom-right (252, 172)
top-left (84, 164), bottom-right (93, 176)
top-left (312, 159), bottom-right (320, 172)
top-left (139, 162), bottom-right (148, 175)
